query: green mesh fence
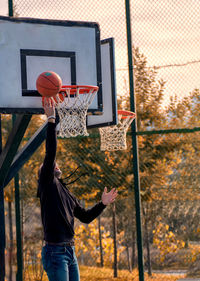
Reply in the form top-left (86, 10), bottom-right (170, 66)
top-left (1, 0), bottom-right (200, 280)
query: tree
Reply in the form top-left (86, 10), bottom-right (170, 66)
top-left (74, 219), bottom-right (124, 267)
top-left (121, 46), bottom-right (197, 273)
top-left (153, 217), bottom-right (185, 265)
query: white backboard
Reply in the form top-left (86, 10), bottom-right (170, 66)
top-left (87, 38), bottom-right (117, 128)
top-left (0, 16), bottom-right (102, 114)
top-left (0, 16), bottom-right (117, 128)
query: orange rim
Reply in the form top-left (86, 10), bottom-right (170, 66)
top-left (59, 85), bottom-right (99, 95)
top-left (118, 110), bottom-right (136, 119)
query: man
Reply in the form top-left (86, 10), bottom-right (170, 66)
top-left (37, 98), bottom-right (118, 281)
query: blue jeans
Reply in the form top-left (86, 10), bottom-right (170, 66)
top-left (42, 245), bottom-right (80, 281)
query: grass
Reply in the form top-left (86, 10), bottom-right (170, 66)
top-left (79, 266), bottom-right (185, 281)
top-left (27, 265), bottom-right (185, 281)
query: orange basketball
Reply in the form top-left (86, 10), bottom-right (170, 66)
top-left (36, 71), bottom-right (62, 97)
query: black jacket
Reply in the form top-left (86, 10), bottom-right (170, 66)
top-left (37, 122), bottom-right (106, 243)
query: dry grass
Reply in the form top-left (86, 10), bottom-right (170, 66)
top-left (24, 265), bottom-right (185, 281)
top-left (79, 266), bottom-right (184, 281)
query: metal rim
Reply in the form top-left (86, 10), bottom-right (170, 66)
top-left (117, 110), bottom-right (136, 119)
top-left (60, 85), bottom-right (99, 95)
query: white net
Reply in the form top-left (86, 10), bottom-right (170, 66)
top-left (99, 111), bottom-right (136, 151)
top-left (54, 86), bottom-right (98, 138)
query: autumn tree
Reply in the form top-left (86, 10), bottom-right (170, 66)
top-left (162, 89), bottom-right (200, 244)
top-left (121, 46), bottom-right (194, 273)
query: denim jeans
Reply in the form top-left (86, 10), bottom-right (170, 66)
top-left (42, 245), bottom-right (80, 281)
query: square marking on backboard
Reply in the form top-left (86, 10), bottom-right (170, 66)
top-left (20, 49), bottom-right (76, 96)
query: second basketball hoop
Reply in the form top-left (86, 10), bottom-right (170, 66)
top-left (53, 85), bottom-right (99, 138)
top-left (99, 110), bottom-right (136, 151)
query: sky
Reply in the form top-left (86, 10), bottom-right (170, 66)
top-left (0, 0), bottom-right (200, 107)
top-left (0, 0), bottom-right (8, 15)
top-left (132, 0), bottom-right (200, 105)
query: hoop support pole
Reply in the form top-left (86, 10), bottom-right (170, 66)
top-left (125, 0), bottom-right (145, 280)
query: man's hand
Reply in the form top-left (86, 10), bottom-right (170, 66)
top-left (43, 97), bottom-right (55, 122)
top-left (101, 187), bottom-right (118, 206)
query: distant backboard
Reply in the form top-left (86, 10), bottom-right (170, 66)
top-left (0, 16), bottom-right (102, 114)
top-left (87, 38), bottom-right (117, 128)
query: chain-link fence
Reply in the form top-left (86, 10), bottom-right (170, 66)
top-left (2, 0), bottom-right (200, 280)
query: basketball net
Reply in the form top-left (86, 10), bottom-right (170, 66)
top-left (99, 110), bottom-right (136, 151)
top-left (54, 85), bottom-right (98, 138)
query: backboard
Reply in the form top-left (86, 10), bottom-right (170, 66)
top-left (87, 38), bottom-right (117, 128)
top-left (0, 16), bottom-right (102, 114)
top-left (0, 16), bottom-right (117, 128)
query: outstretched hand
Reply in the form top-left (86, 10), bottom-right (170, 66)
top-left (42, 97), bottom-right (55, 119)
top-left (101, 187), bottom-right (118, 206)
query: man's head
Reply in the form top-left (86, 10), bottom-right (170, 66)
top-left (38, 162), bottom-right (62, 179)
top-left (54, 163), bottom-right (62, 179)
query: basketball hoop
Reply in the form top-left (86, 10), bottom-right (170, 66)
top-left (99, 110), bottom-right (136, 151)
top-left (53, 85), bottom-right (99, 138)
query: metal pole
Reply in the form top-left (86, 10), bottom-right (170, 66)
top-left (12, 115), bottom-right (23, 281)
top-left (0, 115), bottom-right (6, 281)
top-left (0, 1), bottom-right (13, 278)
top-left (15, 173), bottom-right (23, 281)
top-left (8, 0), bottom-right (13, 17)
top-left (9, 3), bottom-right (23, 279)
top-left (125, 0), bottom-right (145, 280)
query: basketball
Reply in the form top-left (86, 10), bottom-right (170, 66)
top-left (36, 71), bottom-right (62, 97)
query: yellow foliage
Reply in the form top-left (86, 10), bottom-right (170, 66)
top-left (84, 160), bottom-right (101, 172)
top-left (75, 220), bottom-right (125, 267)
top-left (153, 220), bottom-right (185, 263)
top-left (26, 265), bottom-right (185, 281)
top-left (125, 174), bottom-right (133, 184)
top-left (80, 265), bottom-right (185, 281)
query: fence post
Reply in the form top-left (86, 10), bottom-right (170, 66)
top-left (125, 0), bottom-right (145, 280)
top-left (8, 0), bottom-right (13, 16)
top-left (15, 173), bottom-right (23, 281)
top-left (12, 115), bottom-right (23, 281)
top-left (0, 115), bottom-right (6, 281)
